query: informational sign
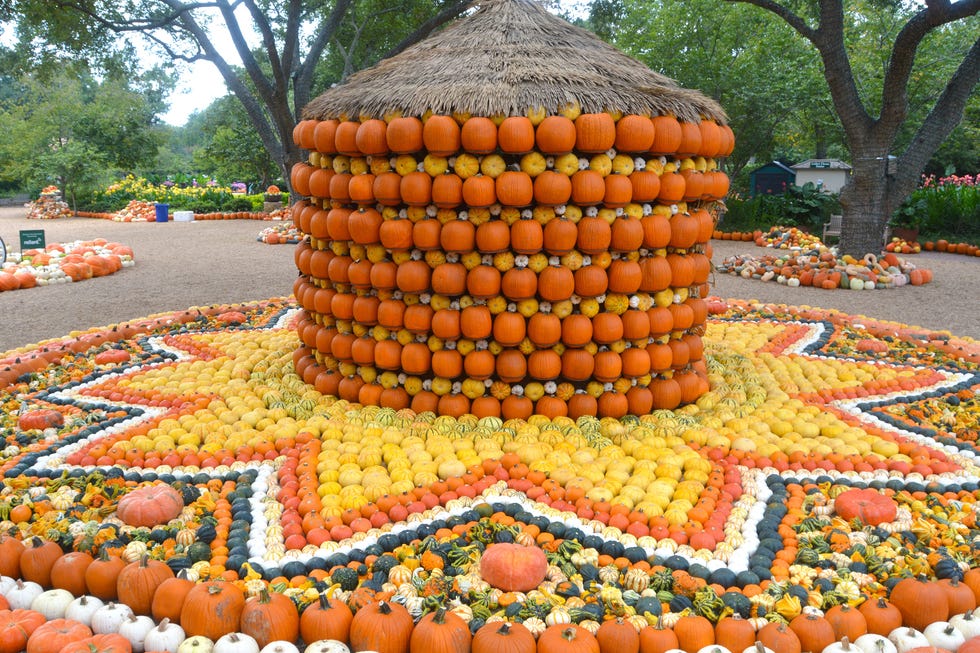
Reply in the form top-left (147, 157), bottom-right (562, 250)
top-left (0, 236), bottom-right (6, 264)
top-left (810, 161), bottom-right (831, 169)
top-left (19, 229), bottom-right (45, 250)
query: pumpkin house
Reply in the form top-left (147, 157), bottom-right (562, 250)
top-left (289, 0), bottom-right (734, 419)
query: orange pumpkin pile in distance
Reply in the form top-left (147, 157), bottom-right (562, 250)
top-left (923, 239), bottom-right (980, 257)
top-left (0, 298), bottom-right (979, 651)
top-left (713, 229), bottom-right (759, 242)
top-left (884, 237), bottom-right (921, 254)
top-left (0, 239), bottom-right (135, 292)
top-left (76, 201), bottom-right (288, 222)
top-left (289, 108), bottom-right (735, 419)
top-left (753, 226), bottom-right (827, 251)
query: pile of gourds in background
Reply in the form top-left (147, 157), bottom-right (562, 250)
top-left (716, 242), bottom-right (934, 290)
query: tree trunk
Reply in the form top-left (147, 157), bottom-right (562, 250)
top-left (814, 123), bottom-right (827, 159)
top-left (838, 153), bottom-right (890, 256)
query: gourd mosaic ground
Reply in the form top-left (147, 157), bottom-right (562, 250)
top-left (2, 296), bottom-right (979, 651)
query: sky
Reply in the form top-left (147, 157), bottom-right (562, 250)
top-left (157, 1), bottom-right (592, 126)
top-left (161, 60), bottom-right (227, 126)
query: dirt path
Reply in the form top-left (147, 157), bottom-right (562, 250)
top-left (1, 205), bottom-right (977, 354)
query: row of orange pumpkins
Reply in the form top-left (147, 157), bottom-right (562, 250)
top-left (289, 111), bottom-right (729, 415)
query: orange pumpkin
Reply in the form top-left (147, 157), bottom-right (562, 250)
top-left (479, 543), bottom-right (548, 592)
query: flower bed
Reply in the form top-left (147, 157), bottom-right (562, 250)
top-left (0, 240), bottom-right (135, 292)
top-left (0, 297), bottom-right (978, 651)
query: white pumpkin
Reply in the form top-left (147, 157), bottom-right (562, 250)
top-left (743, 644), bottom-right (776, 653)
top-left (177, 636), bottom-right (216, 653)
top-left (951, 612), bottom-right (980, 640)
top-left (303, 642), bottom-right (350, 653)
top-left (0, 575), bottom-right (18, 595)
top-left (213, 632), bottom-right (260, 653)
top-left (5, 579), bottom-right (44, 609)
top-left (922, 622), bottom-right (965, 651)
top-left (143, 618), bottom-right (186, 653)
top-left (260, 642), bottom-right (302, 653)
top-left (65, 595), bottom-right (106, 626)
top-left (853, 633), bottom-right (897, 653)
top-left (30, 588), bottom-right (75, 620)
top-left (887, 627), bottom-right (930, 653)
top-left (91, 601), bottom-right (135, 634)
top-left (822, 636), bottom-right (860, 653)
top-left (786, 277), bottom-right (801, 287)
top-left (118, 613), bottom-right (156, 653)
top-left (698, 645), bottom-right (733, 653)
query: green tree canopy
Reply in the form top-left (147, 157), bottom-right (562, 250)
top-left (6, 0), bottom-right (472, 191)
top-left (0, 63), bottom-right (165, 204)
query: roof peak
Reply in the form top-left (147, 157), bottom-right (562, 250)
top-left (303, 0), bottom-right (726, 123)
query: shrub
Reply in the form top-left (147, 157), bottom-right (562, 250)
top-left (721, 182), bottom-right (839, 233)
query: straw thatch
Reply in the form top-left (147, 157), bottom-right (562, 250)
top-left (303, 0), bottom-right (726, 123)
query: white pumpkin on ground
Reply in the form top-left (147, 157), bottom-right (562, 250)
top-left (922, 621), bottom-right (965, 651)
top-left (5, 580), bottom-right (43, 609)
top-left (853, 633), bottom-right (897, 653)
top-left (29, 588), bottom-right (74, 619)
top-left (65, 595), bottom-right (105, 626)
top-left (951, 612), bottom-right (980, 640)
top-left (143, 618), bottom-right (186, 653)
top-left (887, 627), bottom-right (930, 653)
top-left (91, 601), bottom-right (135, 634)
top-left (213, 632), bottom-right (260, 653)
top-left (259, 642), bottom-right (302, 653)
top-left (118, 613), bottom-right (156, 653)
top-left (303, 642), bottom-right (351, 653)
top-left (177, 635), bottom-right (215, 653)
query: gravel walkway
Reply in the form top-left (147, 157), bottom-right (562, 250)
top-left (1, 205), bottom-right (977, 354)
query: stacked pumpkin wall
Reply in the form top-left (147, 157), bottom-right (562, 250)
top-left (290, 109), bottom-right (733, 418)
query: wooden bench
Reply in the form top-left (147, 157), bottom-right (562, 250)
top-left (822, 214), bottom-right (842, 241)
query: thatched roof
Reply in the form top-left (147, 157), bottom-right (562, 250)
top-left (303, 0), bottom-right (726, 123)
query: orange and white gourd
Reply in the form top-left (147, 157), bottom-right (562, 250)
top-left (291, 107), bottom-right (733, 418)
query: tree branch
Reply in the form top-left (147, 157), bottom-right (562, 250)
top-left (879, 0), bottom-right (980, 135)
top-left (47, 0), bottom-right (220, 33)
top-left (897, 35), bottom-right (980, 187)
top-left (241, 0), bottom-right (287, 92)
top-left (722, 0), bottom-right (816, 41)
top-left (294, 0), bottom-right (354, 118)
top-left (212, 0), bottom-right (275, 100)
top-left (383, 0), bottom-right (472, 59)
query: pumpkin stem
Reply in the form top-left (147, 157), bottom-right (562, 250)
top-left (841, 636), bottom-right (850, 650)
top-left (140, 553), bottom-right (150, 566)
top-left (378, 600), bottom-right (392, 615)
top-left (158, 618), bottom-right (170, 629)
top-left (207, 583), bottom-right (224, 595)
top-left (259, 587), bottom-right (272, 603)
top-left (561, 626), bottom-right (577, 641)
top-left (496, 623), bottom-right (513, 635)
top-left (753, 643), bottom-right (766, 653)
top-left (318, 592), bottom-right (330, 610)
top-left (432, 607), bottom-right (448, 624)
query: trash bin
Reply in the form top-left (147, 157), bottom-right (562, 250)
top-left (154, 203), bottom-right (169, 222)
